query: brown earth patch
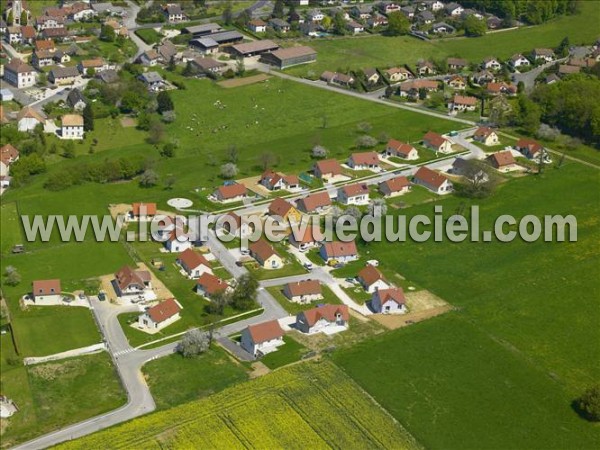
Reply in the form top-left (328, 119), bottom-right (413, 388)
top-left (218, 74), bottom-right (271, 88)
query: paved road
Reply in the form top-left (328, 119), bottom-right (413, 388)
top-left (512, 57), bottom-right (567, 92)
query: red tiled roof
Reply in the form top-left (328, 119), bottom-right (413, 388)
top-left (114, 265), bottom-right (148, 290)
top-left (452, 95), bottom-right (477, 106)
top-left (32, 279), bottom-right (61, 296)
top-left (314, 159), bottom-right (342, 177)
top-left (132, 202), bottom-right (157, 216)
top-left (268, 197), bottom-right (295, 217)
top-left (147, 298), bottom-right (181, 323)
top-left (299, 304), bottom-right (349, 327)
top-left (246, 320), bottom-right (284, 344)
top-left (350, 151), bottom-right (379, 166)
top-left (197, 272), bottom-right (229, 295)
top-left (0, 144), bottom-right (19, 165)
top-left (249, 239), bottom-right (279, 261)
top-left (286, 279), bottom-right (321, 297)
top-left (322, 241), bottom-right (358, 258)
top-left (377, 287), bottom-right (406, 305)
top-left (216, 183), bottom-right (247, 200)
top-left (297, 192), bottom-right (331, 213)
top-left (516, 138), bottom-right (542, 154)
top-left (341, 183), bottom-right (369, 198)
top-left (487, 151), bottom-right (516, 168)
top-left (358, 265), bottom-right (386, 287)
top-left (386, 139), bottom-right (415, 157)
top-left (178, 249), bottom-right (209, 270)
top-left (423, 131), bottom-right (448, 148)
top-left (380, 176), bottom-right (410, 193)
top-left (474, 126), bottom-right (495, 138)
top-left (413, 166), bottom-right (448, 189)
top-left (291, 225), bottom-right (323, 244)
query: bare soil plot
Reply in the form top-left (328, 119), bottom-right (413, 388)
top-left (372, 289), bottom-right (453, 330)
top-left (236, 175), bottom-right (268, 196)
top-left (218, 74), bottom-right (271, 88)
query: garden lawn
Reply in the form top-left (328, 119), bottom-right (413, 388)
top-left (266, 285), bottom-right (342, 315)
top-left (1, 202), bottom-right (23, 255)
top-left (333, 314), bottom-right (600, 450)
top-left (260, 336), bottom-right (309, 370)
top-left (142, 345), bottom-right (249, 410)
top-left (135, 28), bottom-right (162, 45)
top-left (284, 1), bottom-right (600, 77)
top-left (0, 352), bottom-right (126, 449)
top-left (0, 241), bottom-right (132, 356)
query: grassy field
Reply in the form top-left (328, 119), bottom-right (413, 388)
top-left (1, 202), bottom-right (23, 255)
top-left (57, 361), bottom-right (419, 450)
top-left (328, 162), bottom-right (600, 446)
top-left (0, 239), bottom-right (131, 356)
top-left (260, 335), bottom-right (309, 369)
top-left (142, 345), bottom-right (248, 410)
top-left (284, 1), bottom-right (600, 77)
top-left (0, 352), bottom-right (126, 449)
top-left (266, 284), bottom-right (342, 315)
top-left (333, 314), bottom-right (600, 449)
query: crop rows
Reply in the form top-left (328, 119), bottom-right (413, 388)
top-left (57, 362), bottom-right (419, 449)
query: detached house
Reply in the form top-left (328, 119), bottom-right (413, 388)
top-left (423, 131), bottom-right (453, 153)
top-left (431, 22), bottom-right (455, 35)
top-left (320, 71), bottom-right (355, 88)
top-left (471, 70), bottom-right (495, 86)
top-left (532, 48), bottom-right (555, 62)
top-left (296, 304), bottom-right (349, 335)
top-left (474, 127), bottom-right (499, 146)
top-left (249, 239), bottom-right (283, 269)
top-left (346, 20), bottom-right (364, 34)
top-left (385, 67), bottom-right (413, 83)
top-left (352, 5), bottom-right (372, 20)
top-left (196, 272), bottom-right (230, 299)
top-left (357, 265), bottom-right (389, 293)
top-left (482, 57), bottom-right (502, 71)
top-left (320, 241), bottom-right (358, 264)
top-left (4, 59), bottom-right (36, 88)
top-left (248, 19), bottom-right (267, 33)
top-left (445, 2), bottom-right (464, 16)
top-left (412, 166), bottom-right (453, 195)
top-left (379, 176), bottom-right (411, 198)
top-left (113, 265), bottom-right (152, 299)
top-left (218, 211), bottom-right (253, 239)
top-left (269, 18), bottom-right (290, 33)
top-left (516, 138), bottom-right (544, 160)
top-left (17, 107), bottom-right (45, 132)
top-left (213, 183), bottom-right (248, 203)
top-left (164, 228), bottom-right (193, 253)
top-left (449, 95), bottom-right (478, 112)
top-left (338, 183), bottom-right (369, 206)
top-left (417, 10), bottom-right (435, 24)
top-left (296, 192), bottom-right (331, 214)
top-left (363, 68), bottom-right (380, 84)
top-left (487, 151), bottom-right (517, 172)
top-left (416, 60), bottom-right (436, 76)
top-left (49, 66), bottom-right (80, 85)
top-left (307, 9), bottom-right (325, 22)
top-left (447, 75), bottom-right (466, 90)
top-left (32, 279), bottom-right (62, 304)
top-left (260, 170), bottom-right (300, 191)
top-left (385, 140), bottom-right (418, 160)
top-left (163, 4), bottom-right (187, 23)
top-left (78, 58), bottom-right (110, 74)
top-left (138, 298), bottom-right (182, 331)
top-left (447, 57), bottom-right (468, 71)
top-left (177, 248), bottom-right (212, 279)
top-left (129, 202), bottom-right (157, 221)
top-left (268, 197), bottom-right (301, 224)
top-left (313, 159), bottom-right (343, 181)
top-left (372, 288), bottom-right (407, 314)
top-left (486, 82), bottom-right (517, 96)
top-left (60, 114), bottom-right (84, 139)
top-left (66, 89), bottom-right (87, 111)
top-left (510, 54), bottom-right (530, 68)
top-left (289, 225), bottom-right (322, 251)
top-left (283, 280), bottom-right (323, 304)
top-left (241, 320), bottom-right (285, 357)
top-left (0, 144), bottom-right (19, 182)
top-left (347, 152), bottom-right (380, 170)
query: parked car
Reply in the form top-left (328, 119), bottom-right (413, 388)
top-left (366, 259), bottom-right (379, 267)
top-left (304, 262), bottom-right (313, 270)
top-left (98, 292), bottom-right (106, 301)
top-left (78, 293), bottom-right (86, 300)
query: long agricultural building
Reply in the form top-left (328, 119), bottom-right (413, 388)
top-left (260, 46), bottom-right (317, 69)
top-left (228, 40), bottom-right (280, 58)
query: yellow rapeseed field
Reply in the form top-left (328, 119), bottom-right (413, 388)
top-left (57, 361), bottom-right (420, 449)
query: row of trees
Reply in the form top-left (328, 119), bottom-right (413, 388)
top-left (460, 0), bottom-right (580, 24)
top-left (43, 156), bottom-right (149, 191)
